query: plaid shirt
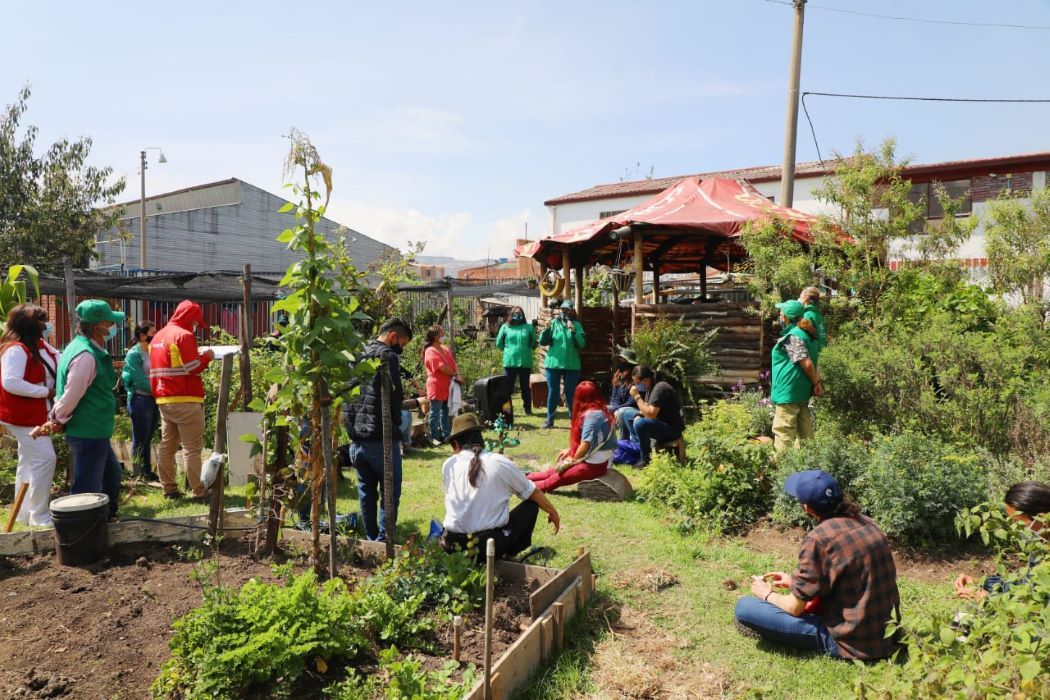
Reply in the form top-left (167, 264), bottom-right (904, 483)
top-left (790, 514), bottom-right (901, 660)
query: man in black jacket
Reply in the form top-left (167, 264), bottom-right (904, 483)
top-left (343, 318), bottom-right (427, 541)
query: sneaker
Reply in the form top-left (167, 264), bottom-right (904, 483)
top-left (541, 420), bottom-right (554, 429)
top-left (734, 620), bottom-right (762, 640)
top-left (631, 460), bottom-right (649, 470)
top-left (140, 470), bottom-right (160, 482)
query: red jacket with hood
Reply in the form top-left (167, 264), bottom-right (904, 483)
top-left (149, 301), bottom-right (213, 404)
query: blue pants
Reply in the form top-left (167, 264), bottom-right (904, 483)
top-left (504, 366), bottom-right (533, 414)
top-left (67, 436), bottom-right (122, 517)
top-left (429, 399), bottom-right (450, 442)
top-left (616, 407), bottom-right (641, 443)
top-left (400, 409), bottom-right (412, 447)
top-left (544, 368), bottom-right (580, 423)
top-left (350, 440), bottom-right (402, 542)
top-left (128, 394), bottom-right (160, 475)
top-left (734, 597), bottom-right (840, 657)
top-left (634, 417), bottom-right (678, 463)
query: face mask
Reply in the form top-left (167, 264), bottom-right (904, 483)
top-left (390, 342), bottom-right (404, 355)
top-left (105, 324), bottom-right (119, 341)
top-left (511, 314), bottom-right (524, 323)
top-left (42, 322), bottom-right (52, 340)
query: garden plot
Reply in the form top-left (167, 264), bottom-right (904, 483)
top-left (0, 513), bottom-right (592, 699)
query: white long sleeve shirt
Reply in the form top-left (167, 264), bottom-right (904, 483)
top-left (1, 344), bottom-right (56, 399)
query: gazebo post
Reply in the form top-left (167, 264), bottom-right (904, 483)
top-left (574, 265), bottom-right (584, 312)
top-left (652, 262), bottom-right (661, 305)
top-left (633, 233), bottom-right (644, 306)
top-left (561, 247), bottom-right (571, 303)
top-left (700, 264), bottom-right (708, 302)
top-left (539, 262), bottom-right (548, 306)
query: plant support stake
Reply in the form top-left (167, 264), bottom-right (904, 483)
top-left (453, 615), bottom-right (463, 662)
top-left (484, 537), bottom-right (495, 700)
top-left (380, 359), bottom-right (395, 560)
top-left (319, 378), bottom-right (338, 579)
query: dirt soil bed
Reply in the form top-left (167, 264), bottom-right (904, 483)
top-left (0, 535), bottom-right (533, 699)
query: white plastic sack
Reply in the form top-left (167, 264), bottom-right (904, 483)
top-left (200, 452), bottom-right (228, 489)
top-left (448, 380), bottom-right (463, 417)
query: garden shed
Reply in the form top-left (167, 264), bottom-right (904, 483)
top-left (519, 177), bottom-right (822, 390)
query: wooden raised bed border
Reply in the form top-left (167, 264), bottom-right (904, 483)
top-left (0, 511), bottom-right (595, 700)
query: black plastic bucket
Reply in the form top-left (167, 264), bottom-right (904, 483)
top-left (50, 493), bottom-right (110, 566)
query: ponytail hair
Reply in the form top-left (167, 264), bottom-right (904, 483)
top-left (451, 428), bottom-right (487, 487)
top-left (797, 317), bottom-right (819, 339)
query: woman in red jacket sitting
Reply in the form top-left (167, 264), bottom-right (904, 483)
top-left (0, 304), bottom-right (59, 526)
top-left (527, 381), bottom-right (616, 493)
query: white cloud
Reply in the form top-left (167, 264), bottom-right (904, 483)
top-left (487, 209), bottom-right (534, 258)
top-left (327, 199), bottom-right (472, 257)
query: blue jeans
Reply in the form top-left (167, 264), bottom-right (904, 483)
top-left (429, 399), bottom-right (450, 442)
top-left (504, 366), bottom-right (533, 414)
top-left (67, 436), bottom-right (122, 517)
top-left (400, 409), bottom-right (413, 447)
top-left (544, 368), bottom-right (581, 423)
top-left (616, 407), bottom-right (641, 443)
top-left (734, 597), bottom-right (840, 657)
top-left (129, 394), bottom-right (160, 475)
top-left (350, 440), bottom-right (403, 542)
top-left (634, 417), bottom-right (678, 463)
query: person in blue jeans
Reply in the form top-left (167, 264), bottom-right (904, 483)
top-left (350, 441), bottom-right (402, 542)
top-left (539, 301), bottom-right (585, 429)
top-left (123, 321), bottom-right (160, 482)
top-left (609, 362), bottom-right (644, 442)
top-left (627, 365), bottom-right (684, 467)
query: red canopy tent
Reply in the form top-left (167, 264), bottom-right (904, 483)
top-left (519, 176), bottom-right (821, 274)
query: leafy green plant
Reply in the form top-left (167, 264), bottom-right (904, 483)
top-left (852, 431), bottom-right (988, 545)
top-left (450, 334), bottom-right (504, 394)
top-left (637, 401), bottom-right (774, 533)
top-left (859, 504), bottom-right (1049, 698)
top-left (0, 264), bottom-right (39, 328)
top-left (325, 648), bottom-right (476, 700)
top-left (376, 541), bottom-right (486, 615)
top-left (984, 187), bottom-right (1050, 322)
top-left (625, 316), bottom-right (717, 405)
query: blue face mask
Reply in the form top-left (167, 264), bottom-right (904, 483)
top-left (105, 324), bottom-right (119, 341)
top-left (42, 322), bottom-right (52, 340)
top-left (635, 383), bottom-right (647, 395)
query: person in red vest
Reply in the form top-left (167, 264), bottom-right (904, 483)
top-left (0, 304), bottom-right (60, 526)
top-left (150, 301), bottom-right (214, 501)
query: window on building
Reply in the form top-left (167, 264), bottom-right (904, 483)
top-left (599, 209), bottom-right (626, 219)
top-left (907, 179), bottom-right (972, 234)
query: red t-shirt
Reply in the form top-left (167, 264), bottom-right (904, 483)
top-left (424, 345), bottom-right (458, 401)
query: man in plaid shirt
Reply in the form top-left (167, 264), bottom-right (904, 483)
top-left (734, 470), bottom-right (901, 660)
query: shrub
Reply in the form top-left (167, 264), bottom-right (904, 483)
top-left (852, 432), bottom-right (988, 545)
top-left (860, 503), bottom-right (1050, 698)
top-left (637, 401), bottom-right (775, 533)
top-left (771, 427), bottom-right (870, 527)
top-left (449, 334), bottom-right (504, 396)
top-left (625, 316), bottom-right (717, 406)
top-left (728, 387), bottom-right (773, 438)
top-left (326, 648), bottom-right (476, 700)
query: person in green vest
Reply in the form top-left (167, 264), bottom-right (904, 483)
top-left (539, 300), bottom-right (586, 429)
top-left (495, 306), bottom-right (537, 416)
top-left (799, 287), bottom-right (828, 363)
top-left (37, 300), bottom-right (124, 520)
top-left (770, 300), bottom-right (823, 451)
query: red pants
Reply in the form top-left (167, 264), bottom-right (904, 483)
top-left (527, 460), bottom-right (608, 493)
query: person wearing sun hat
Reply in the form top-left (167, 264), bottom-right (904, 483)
top-left (439, 412), bottom-right (561, 563)
top-left (36, 300), bottom-right (126, 520)
top-left (734, 470), bottom-right (901, 660)
top-left (770, 299), bottom-right (822, 450)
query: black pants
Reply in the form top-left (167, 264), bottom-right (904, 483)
top-left (504, 366), bottom-right (533, 415)
top-left (440, 500), bottom-right (540, 563)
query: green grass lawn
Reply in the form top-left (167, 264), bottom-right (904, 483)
top-left (1, 411), bottom-right (963, 698)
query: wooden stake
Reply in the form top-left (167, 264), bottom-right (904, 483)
top-left (4, 482), bottom-right (29, 533)
top-left (319, 379), bottom-right (338, 579)
top-left (453, 615), bottom-right (463, 662)
top-left (484, 537), bottom-right (496, 700)
top-left (239, 265), bottom-right (254, 403)
top-left (209, 353), bottom-right (234, 537)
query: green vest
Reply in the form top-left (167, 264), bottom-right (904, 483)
top-left (56, 335), bottom-right (117, 439)
top-left (803, 304), bottom-right (828, 363)
top-left (770, 325), bottom-right (816, 406)
top-left (495, 322), bottom-right (535, 369)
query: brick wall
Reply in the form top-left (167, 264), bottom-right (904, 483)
top-left (971, 172), bottom-right (1035, 202)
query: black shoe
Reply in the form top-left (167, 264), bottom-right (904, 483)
top-left (141, 470), bottom-right (160, 482)
top-left (163, 491), bottom-right (182, 500)
top-left (734, 620), bottom-right (762, 640)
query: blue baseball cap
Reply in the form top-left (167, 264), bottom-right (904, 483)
top-left (784, 470), bottom-right (842, 514)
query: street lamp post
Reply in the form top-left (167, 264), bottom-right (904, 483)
top-left (139, 147), bottom-right (168, 273)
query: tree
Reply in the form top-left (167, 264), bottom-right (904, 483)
top-left (984, 188), bottom-right (1050, 323)
top-left (0, 85), bottom-right (125, 272)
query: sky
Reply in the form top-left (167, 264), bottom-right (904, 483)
top-left (4, 0), bottom-right (1050, 259)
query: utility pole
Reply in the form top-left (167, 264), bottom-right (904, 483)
top-left (139, 150), bottom-right (147, 271)
top-left (779, 0), bottom-right (806, 208)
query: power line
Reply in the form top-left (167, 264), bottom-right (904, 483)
top-left (762, 0), bottom-right (1050, 32)
top-left (799, 90), bottom-right (1050, 172)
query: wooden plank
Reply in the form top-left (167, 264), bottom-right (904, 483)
top-left (528, 551), bottom-right (591, 620)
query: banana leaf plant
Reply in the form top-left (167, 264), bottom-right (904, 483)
top-left (0, 264), bottom-right (40, 331)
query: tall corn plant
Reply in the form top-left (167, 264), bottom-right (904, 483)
top-left (0, 264), bottom-right (39, 331)
top-left (249, 130), bottom-right (373, 570)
